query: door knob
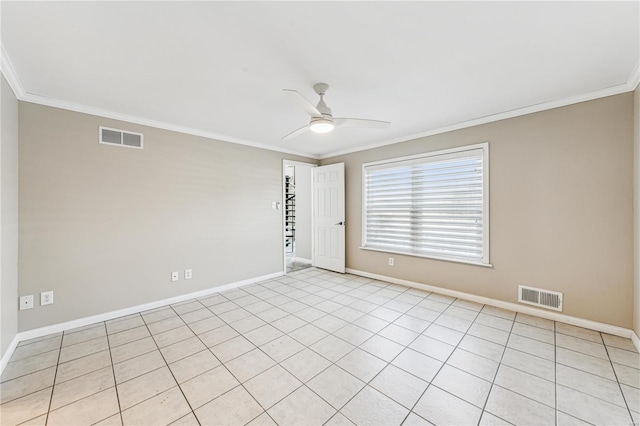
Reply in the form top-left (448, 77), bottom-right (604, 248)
top-left (335, 221), bottom-right (345, 226)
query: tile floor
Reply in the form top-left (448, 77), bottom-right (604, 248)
top-left (1, 268), bottom-right (639, 426)
top-left (285, 250), bottom-right (312, 274)
top-left (285, 259), bottom-right (312, 274)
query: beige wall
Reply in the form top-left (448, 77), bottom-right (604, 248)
top-left (322, 93), bottom-right (634, 328)
top-left (634, 85), bottom-right (640, 337)
top-left (2, 75), bottom-right (20, 356)
top-left (18, 102), bottom-right (314, 331)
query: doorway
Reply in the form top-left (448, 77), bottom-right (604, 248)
top-left (283, 161), bottom-right (315, 274)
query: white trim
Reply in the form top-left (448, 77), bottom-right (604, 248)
top-left (0, 45), bottom-right (25, 98)
top-left (358, 247), bottom-right (493, 268)
top-left (346, 268), bottom-right (634, 338)
top-left (361, 143), bottom-right (490, 266)
top-left (311, 165), bottom-right (316, 270)
top-left (293, 257), bottom-right (312, 264)
top-left (626, 59), bottom-right (640, 91)
top-left (319, 82), bottom-right (634, 160)
top-left (0, 335), bottom-right (20, 376)
top-left (483, 144), bottom-right (490, 264)
top-left (632, 331), bottom-right (640, 353)
top-left (20, 92), bottom-right (316, 159)
top-left (283, 160), bottom-right (317, 274)
top-left (3, 44), bottom-right (637, 161)
top-left (0, 46), bottom-right (315, 159)
top-left (283, 160), bottom-right (319, 168)
top-left (11, 271), bottom-right (283, 348)
top-left (631, 330), bottom-right (640, 352)
top-left (361, 143), bottom-right (488, 168)
top-left (283, 163), bottom-right (288, 274)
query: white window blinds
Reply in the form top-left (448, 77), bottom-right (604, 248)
top-left (362, 144), bottom-right (489, 265)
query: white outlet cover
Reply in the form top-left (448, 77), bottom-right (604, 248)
top-left (389, 257), bottom-right (394, 266)
top-left (41, 291), bottom-right (54, 306)
top-left (185, 269), bottom-right (192, 280)
top-left (20, 295), bottom-right (34, 310)
top-left (171, 271), bottom-right (179, 282)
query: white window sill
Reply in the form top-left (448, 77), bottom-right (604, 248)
top-left (359, 246), bottom-right (493, 268)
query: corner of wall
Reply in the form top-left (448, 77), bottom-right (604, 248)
top-left (1, 73), bottom-right (20, 363)
top-left (634, 85), bottom-right (640, 338)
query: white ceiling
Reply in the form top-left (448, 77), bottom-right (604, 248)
top-left (2, 1), bottom-right (638, 158)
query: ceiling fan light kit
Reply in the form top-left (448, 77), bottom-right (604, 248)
top-left (282, 83), bottom-right (390, 140)
top-left (310, 118), bottom-right (334, 133)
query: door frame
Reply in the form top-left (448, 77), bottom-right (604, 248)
top-left (282, 160), bottom-right (317, 274)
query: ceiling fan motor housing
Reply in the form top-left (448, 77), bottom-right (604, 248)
top-left (316, 100), bottom-right (333, 119)
top-left (313, 83), bottom-right (333, 119)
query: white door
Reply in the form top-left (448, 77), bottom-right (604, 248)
top-left (312, 163), bottom-right (345, 273)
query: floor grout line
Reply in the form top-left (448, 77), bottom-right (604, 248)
top-left (394, 299), bottom-right (483, 425)
top-left (139, 307), bottom-right (201, 426)
top-left (2, 268), bottom-right (638, 426)
top-left (475, 311), bottom-right (517, 426)
top-left (43, 325), bottom-right (64, 425)
top-left (600, 331), bottom-right (636, 424)
top-left (175, 301), bottom-right (282, 425)
top-left (101, 322), bottom-right (125, 426)
top-left (554, 319), bottom-right (558, 426)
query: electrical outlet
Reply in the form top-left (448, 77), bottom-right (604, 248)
top-left (171, 271), bottom-right (179, 282)
top-left (19, 295), bottom-right (34, 310)
top-left (388, 257), bottom-right (394, 266)
top-left (41, 291), bottom-right (54, 306)
top-left (185, 269), bottom-right (192, 280)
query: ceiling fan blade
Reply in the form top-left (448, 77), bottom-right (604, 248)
top-left (334, 118), bottom-right (390, 129)
top-left (282, 124), bottom-right (311, 140)
top-left (283, 89), bottom-right (322, 117)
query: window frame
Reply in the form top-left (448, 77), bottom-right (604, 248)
top-left (360, 142), bottom-right (491, 267)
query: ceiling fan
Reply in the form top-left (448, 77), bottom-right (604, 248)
top-left (282, 83), bottom-right (390, 140)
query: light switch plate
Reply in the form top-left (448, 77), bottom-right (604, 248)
top-left (171, 271), bottom-right (179, 282)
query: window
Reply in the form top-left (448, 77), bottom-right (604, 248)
top-left (362, 143), bottom-right (489, 266)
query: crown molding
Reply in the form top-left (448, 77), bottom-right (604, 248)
top-left (0, 45), bottom-right (25, 98)
top-left (0, 44), bottom-right (319, 160)
top-left (319, 79), bottom-right (637, 160)
top-left (19, 92), bottom-right (319, 159)
top-left (626, 58), bottom-right (640, 91)
top-left (3, 43), bottom-right (637, 161)
top-left (16, 82), bottom-right (632, 162)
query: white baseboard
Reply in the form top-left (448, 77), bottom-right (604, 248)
top-left (1, 270), bottom-right (283, 375)
top-left (632, 330), bottom-right (640, 353)
top-left (294, 257), bottom-right (312, 264)
top-left (346, 268), bottom-right (634, 339)
top-left (4, 268), bottom-right (637, 376)
top-left (1, 334), bottom-right (20, 374)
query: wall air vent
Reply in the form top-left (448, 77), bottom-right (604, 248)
top-left (99, 126), bottom-right (143, 149)
top-left (518, 285), bottom-right (563, 312)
